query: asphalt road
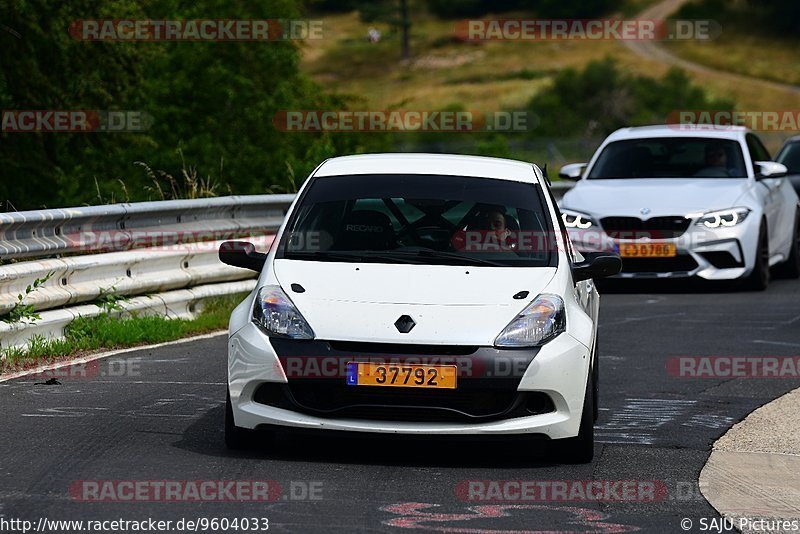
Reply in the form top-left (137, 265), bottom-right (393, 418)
top-left (1, 278), bottom-right (799, 533)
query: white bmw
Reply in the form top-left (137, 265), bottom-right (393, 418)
top-left (559, 125), bottom-right (800, 289)
top-left (220, 154), bottom-right (621, 463)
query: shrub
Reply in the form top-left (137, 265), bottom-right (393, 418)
top-left (526, 57), bottom-right (735, 138)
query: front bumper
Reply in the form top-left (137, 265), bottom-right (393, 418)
top-left (228, 323), bottom-right (591, 439)
top-left (567, 217), bottom-right (758, 280)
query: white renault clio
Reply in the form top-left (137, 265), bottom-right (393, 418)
top-left (559, 125), bottom-right (800, 289)
top-left (220, 154), bottom-right (621, 463)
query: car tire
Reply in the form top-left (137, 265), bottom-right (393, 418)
top-left (550, 374), bottom-right (594, 464)
top-left (744, 223), bottom-right (770, 291)
top-left (775, 212), bottom-right (800, 279)
top-left (225, 389), bottom-right (255, 450)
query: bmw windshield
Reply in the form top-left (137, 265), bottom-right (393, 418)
top-left (588, 138), bottom-right (747, 179)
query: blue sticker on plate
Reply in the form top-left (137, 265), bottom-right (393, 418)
top-left (346, 362), bottom-right (358, 386)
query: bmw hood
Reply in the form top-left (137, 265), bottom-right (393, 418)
top-left (272, 260), bottom-right (557, 345)
top-left (561, 178), bottom-right (750, 216)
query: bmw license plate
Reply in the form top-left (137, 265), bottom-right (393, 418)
top-left (619, 243), bottom-right (677, 258)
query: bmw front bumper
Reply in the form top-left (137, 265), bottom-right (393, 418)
top-left (567, 215), bottom-right (760, 280)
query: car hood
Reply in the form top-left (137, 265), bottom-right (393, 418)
top-left (561, 178), bottom-right (750, 216)
top-left (272, 259), bottom-right (557, 345)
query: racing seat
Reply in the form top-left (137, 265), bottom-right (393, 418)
top-left (333, 210), bottom-right (396, 251)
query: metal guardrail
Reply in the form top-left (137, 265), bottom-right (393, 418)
top-left (0, 196), bottom-right (294, 349)
top-left (0, 238), bottom-right (274, 316)
top-left (0, 195), bottom-right (294, 260)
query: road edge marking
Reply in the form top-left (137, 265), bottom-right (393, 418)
top-left (0, 330), bottom-right (226, 384)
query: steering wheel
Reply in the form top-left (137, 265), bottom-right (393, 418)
top-left (396, 219), bottom-right (457, 248)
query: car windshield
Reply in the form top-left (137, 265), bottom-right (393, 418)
top-left (777, 142), bottom-right (800, 174)
top-left (588, 137), bottom-right (747, 179)
top-left (279, 174), bottom-right (554, 267)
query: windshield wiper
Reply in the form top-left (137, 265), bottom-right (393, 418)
top-left (378, 249), bottom-right (507, 267)
top-left (285, 251), bottom-right (366, 262)
top-left (287, 250), bottom-right (507, 267)
top-left (287, 250), bottom-right (423, 264)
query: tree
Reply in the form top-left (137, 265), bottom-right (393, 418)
top-left (527, 58), bottom-right (735, 138)
top-left (0, 0), bottom-right (386, 209)
top-left (0, 0), bottom-right (153, 208)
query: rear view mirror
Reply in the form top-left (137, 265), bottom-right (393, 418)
top-left (572, 252), bottom-right (622, 282)
top-left (219, 241), bottom-right (267, 272)
top-left (558, 163), bottom-right (587, 181)
top-left (755, 161), bottom-right (788, 179)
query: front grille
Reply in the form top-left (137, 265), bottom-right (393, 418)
top-left (254, 382), bottom-right (554, 423)
top-left (601, 216), bottom-right (691, 239)
top-left (327, 341), bottom-right (478, 356)
top-left (620, 255), bottom-right (699, 273)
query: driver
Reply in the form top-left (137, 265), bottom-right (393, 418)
top-left (695, 143), bottom-right (731, 177)
top-left (486, 208), bottom-right (511, 242)
top-left (483, 206), bottom-right (517, 252)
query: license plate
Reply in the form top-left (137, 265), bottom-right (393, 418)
top-left (346, 362), bottom-right (457, 389)
top-left (619, 243), bottom-right (677, 258)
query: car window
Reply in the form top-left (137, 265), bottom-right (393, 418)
top-left (280, 174), bottom-right (555, 267)
top-left (776, 142), bottom-right (800, 174)
top-left (588, 137), bottom-right (747, 179)
top-left (542, 181), bottom-right (575, 264)
top-left (746, 133), bottom-right (772, 163)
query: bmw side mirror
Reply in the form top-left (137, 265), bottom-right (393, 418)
top-left (755, 161), bottom-right (788, 179)
top-left (219, 241), bottom-right (267, 272)
top-left (558, 163), bottom-right (587, 181)
top-left (573, 252), bottom-right (622, 283)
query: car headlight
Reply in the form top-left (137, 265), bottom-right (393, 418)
top-left (252, 286), bottom-right (315, 339)
top-left (561, 209), bottom-right (597, 229)
top-left (696, 207), bottom-right (750, 229)
top-left (494, 294), bottom-right (566, 348)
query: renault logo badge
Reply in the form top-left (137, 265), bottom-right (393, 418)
top-left (394, 315), bottom-right (416, 333)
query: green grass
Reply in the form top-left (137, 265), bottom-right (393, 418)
top-left (0, 293), bottom-right (245, 374)
top-left (664, 31), bottom-right (800, 87)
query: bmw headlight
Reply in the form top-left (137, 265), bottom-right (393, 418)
top-left (561, 209), bottom-right (597, 229)
top-left (494, 294), bottom-right (566, 348)
top-left (252, 286), bottom-right (315, 339)
top-left (696, 207), bottom-right (750, 229)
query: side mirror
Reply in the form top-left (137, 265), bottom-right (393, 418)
top-left (219, 241), bottom-right (267, 272)
top-left (558, 163), bottom-right (587, 181)
top-left (755, 161), bottom-right (788, 179)
top-left (573, 252), bottom-right (622, 283)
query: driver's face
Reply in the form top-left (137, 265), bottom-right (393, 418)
top-left (487, 212), bottom-right (506, 231)
top-left (706, 148), bottom-right (727, 166)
